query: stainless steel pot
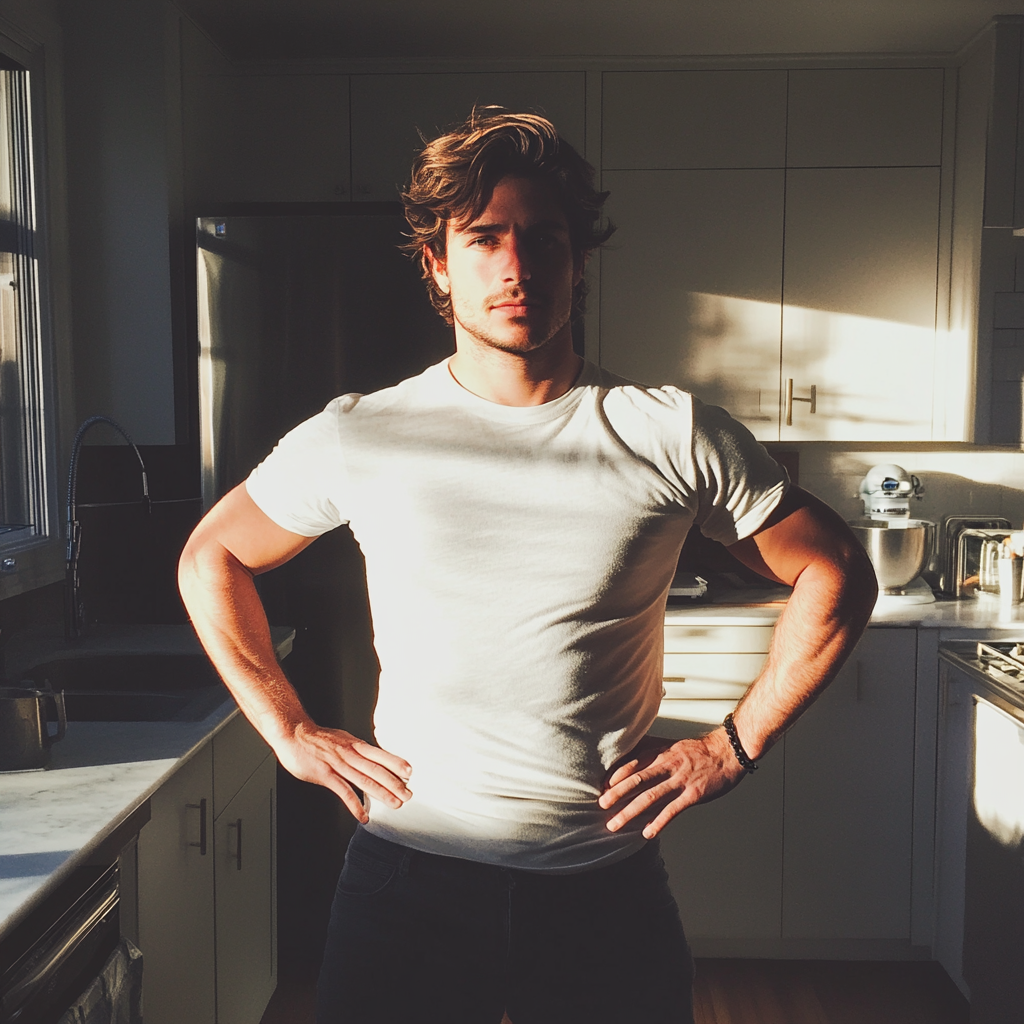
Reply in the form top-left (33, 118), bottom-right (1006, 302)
top-left (848, 518), bottom-right (936, 595)
top-left (0, 687), bottom-right (66, 771)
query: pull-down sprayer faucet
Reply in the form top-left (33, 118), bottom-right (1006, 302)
top-left (64, 416), bottom-right (151, 640)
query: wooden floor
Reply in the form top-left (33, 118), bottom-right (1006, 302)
top-left (262, 959), bottom-right (970, 1023)
top-left (693, 960), bottom-right (969, 1024)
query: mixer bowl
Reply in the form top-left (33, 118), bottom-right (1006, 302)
top-left (848, 518), bottom-right (936, 594)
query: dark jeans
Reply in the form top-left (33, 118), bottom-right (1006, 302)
top-left (316, 826), bottom-right (695, 1024)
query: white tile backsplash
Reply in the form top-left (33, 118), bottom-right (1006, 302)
top-left (787, 447), bottom-right (1024, 529)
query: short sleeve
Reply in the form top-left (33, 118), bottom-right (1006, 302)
top-left (691, 399), bottom-right (790, 546)
top-left (245, 399), bottom-right (350, 537)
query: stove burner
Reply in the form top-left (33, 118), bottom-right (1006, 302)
top-left (976, 641), bottom-right (1024, 687)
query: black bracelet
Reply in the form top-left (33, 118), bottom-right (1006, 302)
top-left (723, 713), bottom-right (759, 772)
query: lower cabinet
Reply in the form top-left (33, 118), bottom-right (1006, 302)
top-left (137, 742), bottom-right (216, 1024)
top-left (782, 628), bottom-right (917, 943)
top-left (657, 625), bottom-right (919, 956)
top-left (137, 713), bottom-right (277, 1023)
top-left (215, 755), bottom-right (278, 1024)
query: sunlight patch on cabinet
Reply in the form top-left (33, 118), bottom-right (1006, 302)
top-left (972, 698), bottom-right (1024, 849)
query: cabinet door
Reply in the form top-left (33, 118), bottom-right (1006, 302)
top-left (656, 717), bottom-right (784, 942)
top-left (137, 744), bottom-right (216, 1024)
top-left (787, 69), bottom-right (944, 168)
top-left (600, 169), bottom-right (784, 439)
top-left (350, 73), bottom-right (585, 201)
top-left (602, 70), bottom-right (787, 170)
top-left (215, 755), bottom-right (277, 1024)
top-left (782, 630), bottom-right (917, 940)
top-left (187, 75), bottom-right (351, 203)
top-left (933, 666), bottom-right (972, 996)
top-left (780, 167), bottom-right (940, 440)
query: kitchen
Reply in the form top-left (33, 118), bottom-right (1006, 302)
top-left (5, 0), bottom-right (1024, 1021)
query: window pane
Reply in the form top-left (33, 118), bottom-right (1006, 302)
top-left (0, 64), bottom-right (47, 544)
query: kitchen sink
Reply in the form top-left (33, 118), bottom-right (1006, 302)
top-left (19, 653), bottom-right (230, 722)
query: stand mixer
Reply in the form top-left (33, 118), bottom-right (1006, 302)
top-left (850, 464), bottom-right (936, 605)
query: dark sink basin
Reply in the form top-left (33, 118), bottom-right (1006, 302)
top-left (19, 654), bottom-right (230, 722)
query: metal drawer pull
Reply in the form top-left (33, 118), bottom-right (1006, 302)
top-left (785, 379), bottom-right (817, 426)
top-left (187, 798), bottom-right (207, 855)
top-left (228, 817), bottom-right (243, 870)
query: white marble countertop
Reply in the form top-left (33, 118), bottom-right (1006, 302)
top-left (664, 586), bottom-right (1024, 633)
top-left (0, 624), bottom-right (294, 941)
top-left (0, 704), bottom-right (237, 939)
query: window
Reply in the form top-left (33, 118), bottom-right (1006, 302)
top-left (0, 55), bottom-right (52, 554)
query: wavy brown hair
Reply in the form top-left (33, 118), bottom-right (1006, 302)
top-left (401, 107), bottom-right (613, 324)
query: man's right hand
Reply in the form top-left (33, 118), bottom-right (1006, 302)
top-left (273, 722), bottom-right (413, 823)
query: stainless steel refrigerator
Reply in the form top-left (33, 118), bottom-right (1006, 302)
top-left (196, 207), bottom-right (453, 969)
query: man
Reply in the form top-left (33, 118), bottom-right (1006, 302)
top-left (178, 109), bottom-right (877, 1024)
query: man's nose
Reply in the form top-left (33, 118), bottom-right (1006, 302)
top-left (501, 235), bottom-right (532, 282)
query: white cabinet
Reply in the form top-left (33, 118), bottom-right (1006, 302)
top-left (598, 68), bottom-right (949, 441)
top-left (786, 69), bottom-right (944, 168)
top-left (656, 622), bottom-right (780, 945)
top-left (187, 75), bottom-right (351, 203)
top-left (136, 713), bottom-right (277, 1024)
top-left (600, 168), bottom-right (784, 439)
top-left (782, 628), bottom-right (917, 941)
top-left (214, 755), bottom-right (277, 1024)
top-left (349, 73), bottom-right (586, 201)
top-left (933, 663), bottom-right (973, 998)
top-left (780, 167), bottom-right (941, 441)
top-left (601, 70), bottom-right (787, 170)
top-left (657, 623), bottom-right (920, 955)
top-left (137, 743), bottom-right (216, 1024)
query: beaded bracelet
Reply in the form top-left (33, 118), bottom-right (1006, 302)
top-left (723, 713), bottom-right (759, 772)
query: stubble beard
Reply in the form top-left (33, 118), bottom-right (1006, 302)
top-left (450, 291), bottom-right (572, 358)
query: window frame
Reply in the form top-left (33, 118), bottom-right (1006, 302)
top-left (0, 24), bottom-right (68, 601)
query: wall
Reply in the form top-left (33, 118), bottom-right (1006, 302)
top-left (59, 0), bottom-right (180, 445)
top-left (790, 445), bottom-right (1024, 528)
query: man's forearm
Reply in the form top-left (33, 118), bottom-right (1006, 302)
top-left (178, 539), bottom-right (312, 748)
top-left (728, 554), bottom-right (877, 761)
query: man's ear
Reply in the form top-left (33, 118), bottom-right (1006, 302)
top-left (426, 248), bottom-right (450, 295)
top-left (573, 250), bottom-right (589, 288)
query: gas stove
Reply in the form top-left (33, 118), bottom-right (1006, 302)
top-left (974, 641), bottom-right (1024, 687)
top-left (941, 640), bottom-right (1024, 710)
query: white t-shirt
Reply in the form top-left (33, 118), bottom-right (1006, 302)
top-left (246, 359), bottom-right (788, 872)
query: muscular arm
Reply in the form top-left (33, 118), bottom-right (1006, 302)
top-left (178, 484), bottom-right (412, 823)
top-left (599, 485), bottom-right (878, 838)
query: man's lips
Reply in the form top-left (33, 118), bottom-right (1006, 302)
top-left (492, 298), bottom-right (543, 313)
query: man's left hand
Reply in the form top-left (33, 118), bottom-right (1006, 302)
top-left (598, 729), bottom-right (748, 839)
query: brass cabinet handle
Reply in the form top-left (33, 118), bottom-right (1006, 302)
top-left (187, 798), bottom-right (207, 856)
top-left (785, 379), bottom-right (817, 426)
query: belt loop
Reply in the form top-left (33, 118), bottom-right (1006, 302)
top-left (399, 850), bottom-right (413, 877)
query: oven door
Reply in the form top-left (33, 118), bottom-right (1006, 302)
top-left (0, 865), bottom-right (122, 1024)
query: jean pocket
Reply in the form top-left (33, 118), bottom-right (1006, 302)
top-left (336, 846), bottom-right (400, 898)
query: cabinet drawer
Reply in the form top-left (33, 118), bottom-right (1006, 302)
top-left (663, 652), bottom-right (768, 685)
top-left (657, 698), bottom-right (740, 726)
top-left (664, 625), bottom-right (774, 653)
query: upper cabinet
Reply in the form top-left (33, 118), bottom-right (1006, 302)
top-left (602, 71), bottom-right (787, 169)
top-left (598, 67), bottom-right (948, 441)
top-left (349, 73), bottom-right (586, 201)
top-left (187, 75), bottom-right (351, 203)
top-left (780, 167), bottom-right (941, 441)
top-left (786, 69), bottom-right (944, 167)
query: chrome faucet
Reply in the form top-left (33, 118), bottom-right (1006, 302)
top-left (64, 416), bottom-right (151, 640)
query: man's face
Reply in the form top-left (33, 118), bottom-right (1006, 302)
top-left (429, 175), bottom-right (583, 356)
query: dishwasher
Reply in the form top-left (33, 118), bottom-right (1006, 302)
top-left (0, 806), bottom-right (147, 1024)
top-left (940, 641), bottom-right (1024, 1023)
